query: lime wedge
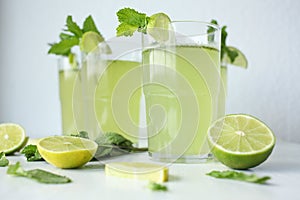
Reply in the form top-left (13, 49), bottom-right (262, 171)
top-left (105, 162), bottom-right (168, 182)
top-left (80, 31), bottom-right (104, 53)
top-left (223, 46), bottom-right (248, 69)
top-left (0, 123), bottom-right (26, 154)
top-left (147, 13), bottom-right (172, 42)
top-left (37, 136), bottom-right (97, 169)
top-left (208, 114), bottom-right (275, 169)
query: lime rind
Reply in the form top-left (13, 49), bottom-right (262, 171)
top-left (0, 123), bottom-right (26, 154)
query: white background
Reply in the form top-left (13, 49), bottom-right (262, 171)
top-left (0, 0), bottom-right (299, 142)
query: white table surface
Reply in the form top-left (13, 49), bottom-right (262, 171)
top-left (1, 140), bottom-right (299, 200)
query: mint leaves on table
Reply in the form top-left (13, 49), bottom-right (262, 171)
top-left (0, 152), bottom-right (9, 167)
top-left (207, 170), bottom-right (271, 184)
top-left (209, 20), bottom-right (238, 63)
top-left (48, 15), bottom-right (103, 56)
top-left (71, 131), bottom-right (147, 159)
top-left (148, 182), bottom-right (168, 191)
top-left (7, 162), bottom-right (71, 184)
top-left (116, 8), bottom-right (149, 36)
top-left (21, 145), bottom-right (44, 161)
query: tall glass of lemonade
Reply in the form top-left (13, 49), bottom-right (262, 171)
top-left (142, 21), bottom-right (225, 162)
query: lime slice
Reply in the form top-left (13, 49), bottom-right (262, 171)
top-left (105, 162), bottom-right (168, 182)
top-left (208, 114), bottom-right (275, 169)
top-left (80, 31), bottom-right (104, 53)
top-left (223, 46), bottom-right (248, 69)
top-left (37, 136), bottom-right (98, 169)
top-left (147, 13), bottom-right (172, 42)
top-left (0, 123), bottom-right (26, 154)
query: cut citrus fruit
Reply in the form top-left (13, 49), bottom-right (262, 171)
top-left (79, 31), bottom-right (104, 53)
top-left (105, 162), bottom-right (168, 182)
top-left (0, 123), bottom-right (26, 154)
top-left (37, 136), bottom-right (97, 169)
top-left (223, 46), bottom-right (248, 69)
top-left (147, 13), bottom-right (172, 42)
top-left (208, 114), bottom-right (275, 169)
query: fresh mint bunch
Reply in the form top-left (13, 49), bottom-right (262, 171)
top-left (207, 170), bottom-right (271, 184)
top-left (48, 15), bottom-right (104, 56)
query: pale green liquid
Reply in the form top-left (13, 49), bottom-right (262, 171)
top-left (59, 69), bottom-right (84, 135)
top-left (94, 60), bottom-right (142, 143)
top-left (143, 45), bottom-right (221, 160)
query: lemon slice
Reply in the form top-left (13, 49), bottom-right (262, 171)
top-left (105, 162), bottom-right (168, 182)
top-left (0, 123), bottom-right (26, 154)
top-left (37, 136), bottom-right (98, 169)
top-left (208, 114), bottom-right (275, 169)
top-left (223, 46), bottom-right (248, 69)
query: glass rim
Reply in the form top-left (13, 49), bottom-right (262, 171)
top-left (171, 20), bottom-right (220, 31)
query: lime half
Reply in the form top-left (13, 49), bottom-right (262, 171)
top-left (223, 46), bottom-right (248, 69)
top-left (0, 123), bottom-right (26, 154)
top-left (105, 162), bottom-right (168, 182)
top-left (80, 31), bottom-right (104, 53)
top-left (37, 136), bottom-right (97, 169)
top-left (208, 114), bottom-right (275, 169)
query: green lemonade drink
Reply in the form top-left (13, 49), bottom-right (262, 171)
top-left (94, 60), bottom-right (142, 143)
top-left (59, 68), bottom-right (84, 135)
top-left (143, 45), bottom-right (221, 160)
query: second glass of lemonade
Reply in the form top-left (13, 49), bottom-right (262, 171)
top-left (82, 35), bottom-right (143, 142)
top-left (142, 21), bottom-right (225, 162)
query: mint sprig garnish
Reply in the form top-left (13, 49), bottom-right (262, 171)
top-left (116, 8), bottom-right (149, 36)
top-left (207, 170), bottom-right (271, 184)
top-left (209, 20), bottom-right (238, 63)
top-left (7, 162), bottom-right (71, 184)
top-left (48, 15), bottom-right (103, 57)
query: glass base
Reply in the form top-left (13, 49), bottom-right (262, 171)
top-left (148, 152), bottom-right (214, 163)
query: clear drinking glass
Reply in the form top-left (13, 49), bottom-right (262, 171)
top-left (81, 35), bottom-right (143, 143)
top-left (58, 56), bottom-right (84, 135)
top-left (142, 21), bottom-right (225, 162)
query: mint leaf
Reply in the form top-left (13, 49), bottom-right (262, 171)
top-left (148, 182), bottom-right (168, 191)
top-left (207, 170), bottom-right (271, 184)
top-left (26, 169), bottom-right (71, 184)
top-left (7, 162), bottom-right (27, 176)
top-left (21, 145), bottom-right (44, 161)
top-left (116, 8), bottom-right (149, 36)
top-left (116, 23), bottom-right (139, 36)
top-left (82, 15), bottom-right (102, 36)
top-left (94, 132), bottom-right (147, 158)
top-left (0, 152), bottom-right (9, 167)
top-left (59, 33), bottom-right (74, 40)
top-left (66, 16), bottom-right (83, 38)
top-left (48, 37), bottom-right (79, 56)
top-left (220, 26), bottom-right (228, 60)
top-left (7, 162), bottom-right (71, 184)
top-left (117, 8), bottom-right (147, 27)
